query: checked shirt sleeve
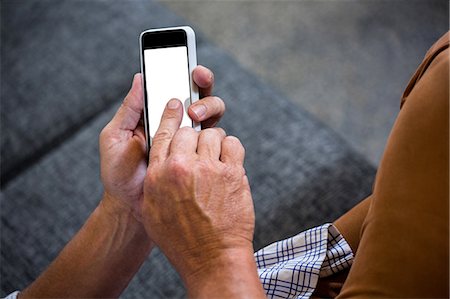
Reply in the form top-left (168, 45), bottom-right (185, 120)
top-left (3, 291), bottom-right (19, 299)
top-left (255, 223), bottom-right (353, 299)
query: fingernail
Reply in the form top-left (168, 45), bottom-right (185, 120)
top-left (167, 99), bottom-right (180, 109)
top-left (192, 104), bottom-right (207, 119)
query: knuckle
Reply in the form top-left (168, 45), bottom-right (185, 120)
top-left (222, 164), bottom-right (244, 181)
top-left (202, 127), bottom-right (221, 138)
top-left (223, 136), bottom-right (245, 162)
top-left (153, 128), bottom-right (173, 143)
top-left (199, 66), bottom-right (213, 83)
top-left (224, 135), bottom-right (242, 148)
top-left (209, 69), bottom-right (215, 83)
top-left (213, 96), bottom-right (225, 115)
top-left (178, 126), bottom-right (195, 134)
top-left (176, 126), bottom-right (197, 139)
top-left (167, 156), bottom-right (191, 178)
top-left (163, 110), bottom-right (180, 120)
top-left (195, 159), bottom-right (212, 175)
top-left (214, 127), bottom-right (226, 136)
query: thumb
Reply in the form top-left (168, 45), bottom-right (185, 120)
top-left (109, 73), bottom-right (144, 131)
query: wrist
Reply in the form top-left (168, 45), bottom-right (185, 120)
top-left (99, 193), bottom-right (153, 250)
top-left (184, 245), bottom-right (265, 298)
top-left (101, 192), bottom-right (142, 223)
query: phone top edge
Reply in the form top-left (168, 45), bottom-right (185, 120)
top-left (140, 26), bottom-right (195, 37)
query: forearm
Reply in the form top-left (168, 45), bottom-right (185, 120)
top-left (20, 195), bottom-right (153, 298)
top-left (184, 247), bottom-right (266, 299)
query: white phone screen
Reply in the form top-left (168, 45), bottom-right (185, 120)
top-left (144, 46), bottom-right (192, 138)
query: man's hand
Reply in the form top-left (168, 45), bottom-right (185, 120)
top-left (99, 73), bottom-right (148, 221)
top-left (99, 66), bottom-right (224, 221)
top-left (142, 99), bottom-right (265, 298)
top-left (20, 67), bottom-right (226, 299)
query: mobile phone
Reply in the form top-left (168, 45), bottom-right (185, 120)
top-left (139, 26), bottom-right (200, 150)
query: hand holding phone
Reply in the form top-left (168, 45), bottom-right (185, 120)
top-left (140, 26), bottom-right (199, 149)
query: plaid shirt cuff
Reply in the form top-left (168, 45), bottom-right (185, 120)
top-left (255, 223), bottom-right (354, 298)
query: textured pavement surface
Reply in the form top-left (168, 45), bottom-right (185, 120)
top-left (162, 0), bottom-right (449, 166)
